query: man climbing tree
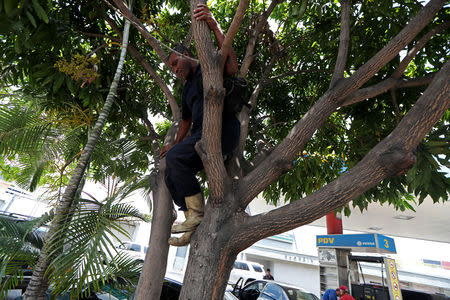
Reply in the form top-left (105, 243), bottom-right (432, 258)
top-left (161, 4), bottom-right (241, 246)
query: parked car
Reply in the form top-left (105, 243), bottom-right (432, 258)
top-left (231, 279), bottom-right (319, 300)
top-left (229, 260), bottom-right (265, 285)
top-left (160, 273), bottom-right (238, 300)
top-left (13, 275), bottom-right (238, 300)
top-left (114, 242), bottom-right (148, 263)
top-left (401, 288), bottom-right (450, 300)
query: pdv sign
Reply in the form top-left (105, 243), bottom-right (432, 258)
top-left (316, 233), bottom-right (396, 254)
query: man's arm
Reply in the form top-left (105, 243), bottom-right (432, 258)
top-left (160, 117), bottom-right (192, 158)
top-left (193, 4), bottom-right (238, 76)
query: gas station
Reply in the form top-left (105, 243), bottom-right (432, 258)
top-left (317, 233), bottom-right (402, 300)
top-left (314, 209), bottom-right (449, 300)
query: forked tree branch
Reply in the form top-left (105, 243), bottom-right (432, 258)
top-left (239, 0), bottom-right (282, 77)
top-left (237, 32), bottom-right (311, 158)
top-left (341, 74), bottom-right (435, 106)
top-left (393, 20), bottom-right (450, 78)
top-left (341, 21), bottom-right (447, 107)
top-left (236, 49), bottom-right (278, 156)
top-left (234, 59), bottom-right (449, 249)
top-left (330, 0), bottom-right (351, 88)
top-left (237, 0), bottom-right (445, 207)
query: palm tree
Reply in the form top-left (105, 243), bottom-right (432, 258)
top-left (0, 179), bottom-right (148, 299)
top-left (22, 4), bottom-right (134, 298)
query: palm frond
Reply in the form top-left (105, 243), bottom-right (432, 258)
top-left (101, 252), bottom-right (142, 293)
top-left (0, 215), bottom-right (47, 297)
top-left (0, 105), bottom-right (54, 157)
top-left (45, 197), bottom-right (147, 298)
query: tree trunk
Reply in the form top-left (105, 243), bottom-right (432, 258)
top-left (179, 196), bottom-right (242, 300)
top-left (22, 12), bottom-right (132, 300)
top-left (134, 159), bottom-right (176, 300)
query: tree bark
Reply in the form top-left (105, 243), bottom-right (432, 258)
top-left (191, 0), bottom-right (228, 204)
top-left (134, 160), bottom-right (176, 300)
top-left (329, 0), bottom-right (350, 88)
top-left (179, 194), bottom-right (242, 300)
top-left (23, 11), bottom-right (132, 300)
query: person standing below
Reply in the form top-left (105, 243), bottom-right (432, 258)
top-left (263, 268), bottom-right (274, 280)
top-left (321, 288), bottom-right (342, 300)
top-left (161, 4), bottom-right (240, 247)
top-left (339, 286), bottom-right (356, 300)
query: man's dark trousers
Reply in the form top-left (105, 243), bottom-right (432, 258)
top-left (165, 116), bottom-right (240, 211)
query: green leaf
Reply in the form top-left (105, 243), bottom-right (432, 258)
top-left (343, 206), bottom-right (351, 217)
top-left (53, 74), bottom-right (65, 93)
top-left (402, 200), bottom-right (416, 212)
top-left (26, 10), bottom-right (37, 28)
top-left (4, 0), bottom-right (17, 15)
top-left (66, 77), bottom-right (75, 93)
top-left (31, 0), bottom-right (48, 23)
top-left (14, 39), bottom-right (22, 54)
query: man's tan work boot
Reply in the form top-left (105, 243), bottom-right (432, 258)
top-left (171, 193), bottom-right (204, 233)
top-left (168, 231), bottom-right (193, 247)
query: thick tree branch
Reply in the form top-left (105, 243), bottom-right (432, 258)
top-left (237, 0), bottom-right (445, 207)
top-left (134, 160), bottom-right (175, 300)
top-left (234, 59), bottom-right (449, 248)
top-left (239, 0), bottom-right (282, 77)
top-left (191, 0), bottom-right (228, 204)
top-left (330, 0), bottom-right (351, 88)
